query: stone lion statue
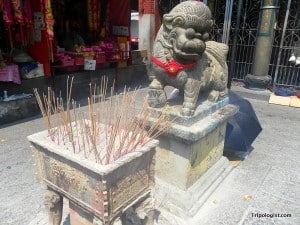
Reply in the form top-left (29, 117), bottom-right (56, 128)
top-left (147, 1), bottom-right (229, 116)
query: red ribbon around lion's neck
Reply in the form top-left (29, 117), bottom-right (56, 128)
top-left (151, 56), bottom-right (196, 77)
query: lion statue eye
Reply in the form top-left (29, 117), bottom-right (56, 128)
top-left (202, 33), bottom-right (210, 41)
top-left (186, 28), bottom-right (196, 39)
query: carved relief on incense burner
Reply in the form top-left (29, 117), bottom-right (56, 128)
top-left (43, 156), bottom-right (89, 193)
top-left (110, 169), bottom-right (150, 213)
top-left (147, 1), bottom-right (229, 116)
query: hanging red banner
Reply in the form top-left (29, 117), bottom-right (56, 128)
top-left (43, 0), bottom-right (55, 62)
top-left (87, 0), bottom-right (100, 31)
top-left (11, 0), bottom-right (26, 46)
top-left (2, 0), bottom-right (14, 48)
top-left (109, 0), bottom-right (130, 27)
top-left (2, 0), bottom-right (13, 25)
top-left (44, 0), bottom-right (54, 40)
top-left (11, 0), bottom-right (24, 23)
top-left (23, 0), bottom-right (32, 26)
top-left (23, 0), bottom-right (34, 45)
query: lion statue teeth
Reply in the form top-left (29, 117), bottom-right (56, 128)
top-left (147, 1), bottom-right (229, 117)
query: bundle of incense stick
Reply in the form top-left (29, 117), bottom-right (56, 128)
top-left (33, 76), bottom-right (172, 165)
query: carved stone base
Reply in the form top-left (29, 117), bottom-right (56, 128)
top-left (245, 74), bottom-right (272, 90)
top-left (154, 122), bottom-right (227, 190)
top-left (146, 97), bottom-right (237, 223)
top-left (148, 101), bottom-right (237, 189)
top-left (154, 157), bottom-right (232, 223)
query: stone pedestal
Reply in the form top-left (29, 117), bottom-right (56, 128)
top-left (148, 97), bottom-right (238, 224)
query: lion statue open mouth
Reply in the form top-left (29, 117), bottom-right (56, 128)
top-left (147, 1), bottom-right (229, 117)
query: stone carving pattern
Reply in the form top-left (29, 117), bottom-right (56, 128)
top-left (110, 169), bottom-right (149, 213)
top-left (43, 156), bottom-right (89, 193)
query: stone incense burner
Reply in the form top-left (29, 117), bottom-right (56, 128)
top-left (28, 130), bottom-right (157, 225)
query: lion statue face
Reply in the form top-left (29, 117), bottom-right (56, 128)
top-left (162, 1), bottom-right (213, 64)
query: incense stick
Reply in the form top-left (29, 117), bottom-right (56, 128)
top-left (34, 80), bottom-right (173, 165)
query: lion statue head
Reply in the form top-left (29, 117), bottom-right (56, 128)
top-left (158, 1), bottom-right (213, 64)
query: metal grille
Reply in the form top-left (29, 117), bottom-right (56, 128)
top-left (228, 28), bottom-right (258, 80)
top-left (210, 0), bottom-right (261, 81)
top-left (270, 0), bottom-right (300, 88)
top-left (210, 0), bottom-right (227, 42)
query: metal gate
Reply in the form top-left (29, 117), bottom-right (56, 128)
top-left (270, 0), bottom-right (300, 88)
top-left (210, 0), bottom-right (261, 81)
top-left (210, 0), bottom-right (300, 88)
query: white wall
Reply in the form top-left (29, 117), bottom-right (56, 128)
top-left (138, 14), bottom-right (155, 61)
